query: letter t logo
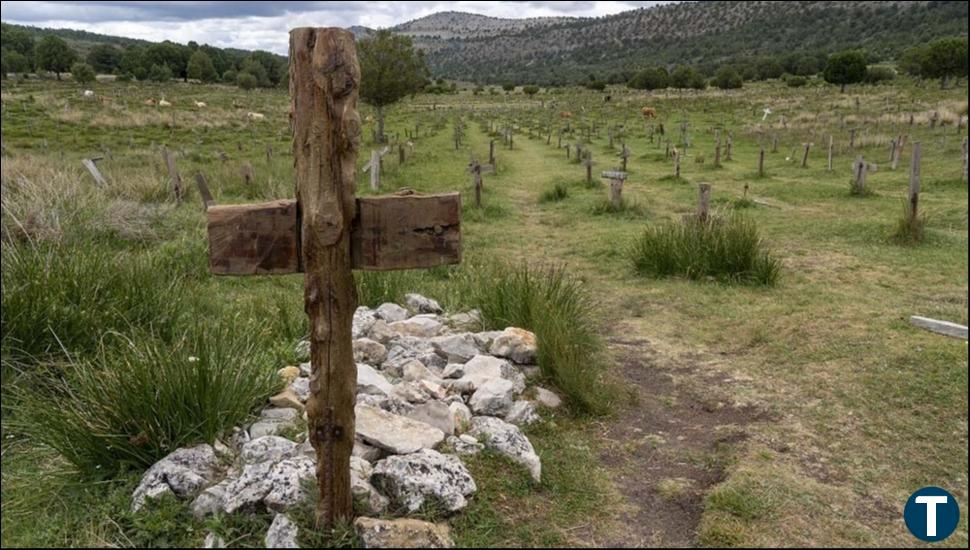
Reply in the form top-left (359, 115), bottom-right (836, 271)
top-left (915, 496), bottom-right (949, 537)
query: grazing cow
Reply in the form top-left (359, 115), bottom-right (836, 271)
top-left (158, 99), bottom-right (172, 107)
top-left (82, 90), bottom-right (95, 98)
top-left (143, 98), bottom-right (158, 106)
top-left (641, 107), bottom-right (657, 118)
top-left (246, 112), bottom-right (265, 121)
top-left (559, 111), bottom-right (573, 119)
top-left (194, 101), bottom-right (207, 108)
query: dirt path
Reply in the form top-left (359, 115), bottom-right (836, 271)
top-left (489, 131), bottom-right (770, 547)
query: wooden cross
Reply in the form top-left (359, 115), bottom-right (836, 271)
top-left (851, 155), bottom-right (878, 195)
top-left (205, 28), bottom-right (461, 529)
top-left (601, 170), bottom-right (628, 210)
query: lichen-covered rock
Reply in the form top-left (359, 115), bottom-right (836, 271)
top-left (241, 436), bottom-right (298, 464)
top-left (469, 416), bottom-right (541, 482)
top-left (277, 366), bottom-right (301, 385)
top-left (471, 331), bottom-right (505, 351)
top-left (489, 327), bottom-right (538, 364)
top-left (390, 381), bottom-right (431, 405)
top-left (249, 409), bottom-right (300, 439)
top-left (468, 378), bottom-right (515, 417)
top-left (457, 355), bottom-right (524, 393)
top-left (367, 319), bottom-right (396, 344)
top-left (263, 456), bottom-right (315, 511)
top-left (448, 401), bottom-right (473, 432)
top-left (354, 517), bottom-right (454, 549)
top-left (355, 404), bottom-right (445, 455)
top-left (354, 338), bottom-right (388, 365)
top-left (288, 377), bottom-right (310, 402)
top-left (265, 513), bottom-right (300, 548)
top-left (388, 316), bottom-right (443, 338)
top-left (132, 444), bottom-right (220, 511)
top-left (351, 456), bottom-right (389, 515)
top-left (407, 400), bottom-right (455, 436)
top-left (505, 400), bottom-right (540, 426)
top-left (372, 449), bottom-right (476, 515)
top-left (375, 302), bottom-right (409, 323)
top-left (445, 435), bottom-right (483, 456)
top-left (353, 307), bottom-right (378, 340)
top-left (405, 293), bottom-right (443, 314)
top-left (223, 460), bottom-right (275, 513)
top-left (430, 334), bottom-right (479, 363)
top-left (357, 362), bottom-right (394, 396)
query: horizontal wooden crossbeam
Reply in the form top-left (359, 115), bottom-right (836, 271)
top-left (206, 193), bottom-right (461, 275)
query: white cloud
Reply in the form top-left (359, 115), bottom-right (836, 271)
top-left (2, 1), bottom-right (674, 54)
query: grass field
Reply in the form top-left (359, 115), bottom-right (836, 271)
top-left (1, 74), bottom-right (967, 547)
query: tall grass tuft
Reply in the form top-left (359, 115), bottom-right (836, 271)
top-left (891, 202), bottom-right (927, 245)
top-left (631, 214), bottom-right (781, 286)
top-left (1, 242), bottom-right (188, 362)
top-left (466, 264), bottom-right (612, 414)
top-left (9, 323), bottom-right (279, 476)
top-left (538, 182), bottom-right (570, 203)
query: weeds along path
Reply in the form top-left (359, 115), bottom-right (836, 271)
top-left (464, 123), bottom-right (768, 547)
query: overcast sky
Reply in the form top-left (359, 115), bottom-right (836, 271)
top-left (2, 1), bottom-right (672, 54)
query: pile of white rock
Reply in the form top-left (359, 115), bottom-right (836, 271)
top-left (131, 294), bottom-right (563, 549)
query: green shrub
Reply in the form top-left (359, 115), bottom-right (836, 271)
top-left (539, 183), bottom-right (569, 203)
top-left (146, 63), bottom-right (172, 83)
top-left (891, 202), bottom-right (927, 245)
top-left (10, 322), bottom-right (279, 476)
top-left (785, 75), bottom-right (807, 87)
top-left (70, 62), bottom-right (96, 85)
top-left (864, 66), bottom-right (896, 84)
top-left (630, 215), bottom-right (780, 285)
top-left (237, 72), bottom-right (258, 90)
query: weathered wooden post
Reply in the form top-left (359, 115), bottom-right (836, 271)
top-left (621, 144), bottom-right (631, 172)
top-left (602, 170), bottom-right (627, 210)
top-left (852, 155), bottom-right (877, 195)
top-left (758, 146), bottom-right (765, 177)
top-left (161, 146), bottom-right (184, 203)
top-left (81, 157), bottom-right (108, 186)
top-left (849, 128), bottom-right (857, 149)
top-left (771, 134), bottom-right (779, 153)
top-left (241, 161), bottom-right (254, 186)
top-left (674, 148), bottom-right (681, 179)
top-left (908, 142), bottom-right (921, 222)
top-left (891, 135), bottom-right (905, 171)
top-left (194, 172), bottom-right (216, 210)
top-left (714, 131), bottom-right (722, 167)
top-left (565, 143), bottom-right (571, 160)
top-left (725, 133), bottom-right (733, 161)
top-left (697, 183), bottom-right (711, 221)
top-left (583, 152), bottom-right (594, 185)
top-left (472, 162), bottom-right (483, 208)
top-left (489, 139), bottom-right (495, 167)
top-left (827, 135), bottom-right (834, 172)
top-left (801, 142), bottom-right (811, 168)
top-left (398, 144), bottom-right (405, 166)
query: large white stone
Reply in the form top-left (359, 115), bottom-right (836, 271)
top-left (355, 404), bottom-right (445, 455)
top-left (131, 444), bottom-right (220, 512)
top-left (358, 363), bottom-right (394, 396)
top-left (351, 456), bottom-right (389, 516)
top-left (469, 416), bottom-right (541, 482)
top-left (353, 307), bottom-right (378, 339)
top-left (407, 400), bottom-right (455, 436)
top-left (430, 334), bottom-right (480, 363)
top-left (265, 514), bottom-right (300, 548)
top-left (535, 387), bottom-right (563, 409)
top-left (468, 378), bottom-right (515, 417)
top-left (375, 302), bottom-right (409, 323)
top-left (371, 449), bottom-right (476, 515)
top-left (241, 436), bottom-right (298, 464)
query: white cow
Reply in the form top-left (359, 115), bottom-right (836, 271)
top-left (194, 101), bottom-right (207, 108)
top-left (158, 99), bottom-right (172, 107)
top-left (246, 112), bottom-right (265, 121)
top-left (82, 90), bottom-right (95, 98)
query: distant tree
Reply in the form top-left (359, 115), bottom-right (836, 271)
top-left (898, 45), bottom-right (928, 79)
top-left (785, 74), bottom-right (807, 87)
top-left (823, 50), bottom-right (867, 92)
top-left (145, 42), bottom-right (187, 80)
top-left (586, 80), bottom-right (606, 91)
top-left (186, 50), bottom-right (218, 82)
top-left (239, 59), bottom-right (270, 87)
top-left (35, 35), bottom-right (76, 80)
top-left (86, 44), bottom-right (122, 74)
top-left (688, 72), bottom-right (707, 90)
top-left (147, 63), bottom-right (173, 83)
top-left (245, 51), bottom-right (284, 86)
top-left (628, 67), bottom-right (669, 90)
top-left (358, 29), bottom-right (429, 143)
top-left (522, 85), bottom-right (540, 95)
top-left (222, 69), bottom-right (237, 83)
top-left (1, 24), bottom-right (35, 65)
top-left (670, 65), bottom-right (699, 88)
top-left (1, 48), bottom-right (30, 77)
top-left (70, 62), bottom-right (96, 84)
top-left (119, 46), bottom-right (148, 80)
top-left (236, 72), bottom-right (257, 90)
top-left (502, 82), bottom-right (515, 92)
top-left (921, 37), bottom-right (968, 88)
top-left (756, 58), bottom-right (784, 80)
top-left (714, 67), bottom-right (743, 89)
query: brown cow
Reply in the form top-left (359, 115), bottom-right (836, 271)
top-left (143, 98), bottom-right (157, 106)
top-left (559, 111), bottom-right (573, 119)
top-left (641, 107), bottom-right (657, 118)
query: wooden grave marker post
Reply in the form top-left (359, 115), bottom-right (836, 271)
top-left (800, 142), bottom-right (811, 168)
top-left (206, 28), bottom-right (461, 530)
top-left (161, 146), bottom-right (184, 203)
top-left (620, 143), bottom-right (631, 172)
top-left (827, 135), bottom-right (834, 172)
top-left (583, 151), bottom-right (594, 185)
top-left (696, 182), bottom-right (711, 221)
top-left (601, 170), bottom-right (628, 210)
top-left (757, 146), bottom-right (765, 177)
top-left (908, 141), bottom-right (921, 223)
top-left (851, 155), bottom-right (878, 195)
top-left (81, 156), bottom-right (108, 186)
top-left (194, 172), bottom-right (216, 211)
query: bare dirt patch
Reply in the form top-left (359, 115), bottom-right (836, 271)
top-left (595, 333), bottom-right (772, 547)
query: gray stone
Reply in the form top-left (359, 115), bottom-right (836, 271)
top-left (294, 340), bottom-right (310, 361)
top-left (430, 334), bottom-right (480, 363)
top-left (448, 401), bottom-right (473, 432)
top-left (191, 479), bottom-right (230, 519)
top-left (388, 316), bottom-right (443, 338)
top-left (351, 456), bottom-right (389, 516)
top-left (446, 310), bottom-right (482, 332)
top-left (367, 319), bottom-right (396, 344)
top-left (223, 460), bottom-right (275, 513)
top-left (471, 331), bottom-right (505, 351)
top-left (505, 400), bottom-right (540, 426)
top-left (489, 328), bottom-right (538, 364)
top-left (446, 435), bottom-right (483, 456)
top-left (372, 449), bottom-right (476, 515)
top-left (132, 444), bottom-right (220, 512)
top-left (265, 514), bottom-right (299, 549)
top-left (468, 378), bottom-right (515, 417)
top-left (264, 456), bottom-right (315, 512)
top-left (353, 440), bottom-right (384, 463)
top-left (354, 338), bottom-right (388, 365)
top-left (403, 360), bottom-right (442, 384)
top-left (289, 377), bottom-right (310, 402)
top-left (407, 400), bottom-right (455, 436)
top-left (261, 408), bottom-right (300, 421)
top-left (357, 363), bottom-right (394, 396)
top-left (456, 354), bottom-right (523, 392)
top-left (355, 404), bottom-right (445, 455)
top-left (469, 416), bottom-right (541, 482)
top-left (249, 418), bottom-right (295, 440)
top-left (204, 532), bottom-right (226, 548)
top-left (418, 379), bottom-right (448, 400)
top-left (535, 387), bottom-right (563, 409)
top-left (353, 307), bottom-right (378, 340)
top-left (441, 363), bottom-right (465, 379)
top-left (390, 381), bottom-right (430, 405)
top-left (405, 293), bottom-right (443, 314)
top-left (354, 517), bottom-right (454, 549)
top-left (241, 436), bottom-right (298, 464)
top-left (375, 302), bottom-right (409, 323)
